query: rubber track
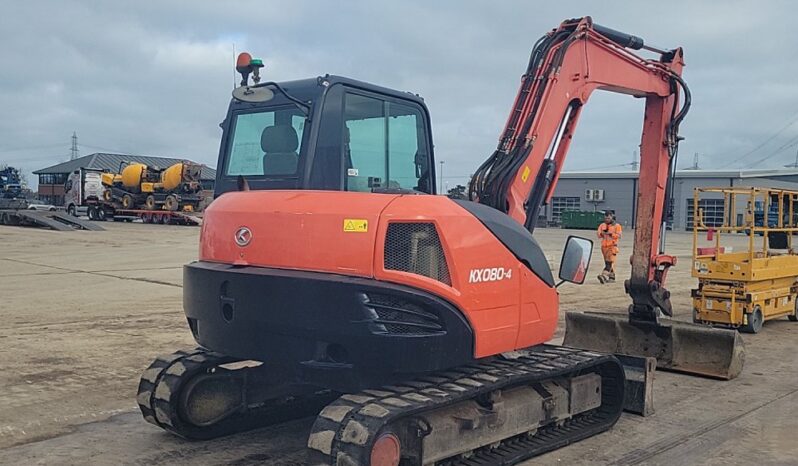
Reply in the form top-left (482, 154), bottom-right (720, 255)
top-left (138, 348), bottom-right (233, 438)
top-left (137, 347), bottom-right (337, 440)
top-left (308, 345), bottom-right (624, 465)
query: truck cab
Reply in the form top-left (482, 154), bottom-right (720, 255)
top-left (65, 168), bottom-right (105, 217)
top-left (0, 167), bottom-right (23, 199)
top-left (214, 75), bottom-right (436, 197)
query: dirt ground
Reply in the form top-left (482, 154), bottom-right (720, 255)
top-left (1, 222), bottom-right (797, 465)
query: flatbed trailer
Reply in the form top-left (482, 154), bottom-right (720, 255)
top-left (0, 206), bottom-right (104, 231)
top-left (88, 202), bottom-right (202, 226)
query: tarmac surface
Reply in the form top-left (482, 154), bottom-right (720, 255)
top-left (1, 221), bottom-right (797, 465)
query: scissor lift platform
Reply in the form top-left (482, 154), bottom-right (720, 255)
top-left (692, 187), bottom-right (798, 333)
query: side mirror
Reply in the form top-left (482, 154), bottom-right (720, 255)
top-left (558, 236), bottom-right (593, 286)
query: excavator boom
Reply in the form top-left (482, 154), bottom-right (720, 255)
top-left (471, 17), bottom-right (744, 379)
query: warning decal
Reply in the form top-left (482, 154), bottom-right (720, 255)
top-left (521, 166), bottom-right (531, 183)
top-left (343, 219), bottom-right (368, 232)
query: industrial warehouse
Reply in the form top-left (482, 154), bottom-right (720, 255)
top-left (3, 4), bottom-right (798, 466)
top-left (548, 168), bottom-right (798, 229)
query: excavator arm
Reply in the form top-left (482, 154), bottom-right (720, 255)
top-left (471, 17), bottom-right (744, 380)
top-left (470, 16), bottom-right (689, 323)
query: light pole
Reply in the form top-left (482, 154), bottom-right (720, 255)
top-left (439, 160), bottom-right (445, 194)
top-left (785, 147), bottom-right (798, 168)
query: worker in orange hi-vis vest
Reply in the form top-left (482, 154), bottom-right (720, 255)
top-left (596, 210), bottom-right (622, 284)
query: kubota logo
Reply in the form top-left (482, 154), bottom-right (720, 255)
top-left (469, 267), bottom-right (513, 283)
top-left (234, 227), bottom-right (252, 247)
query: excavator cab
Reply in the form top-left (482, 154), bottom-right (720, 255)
top-left (215, 73), bottom-right (435, 197)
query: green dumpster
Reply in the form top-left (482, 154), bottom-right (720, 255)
top-left (560, 210), bottom-right (604, 230)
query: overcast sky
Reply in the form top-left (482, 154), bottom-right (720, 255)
top-left (2, 1), bottom-right (798, 189)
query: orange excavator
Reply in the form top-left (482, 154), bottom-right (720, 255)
top-left (138, 17), bottom-right (744, 465)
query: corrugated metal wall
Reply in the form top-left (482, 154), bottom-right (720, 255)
top-left (549, 174), bottom-right (798, 230)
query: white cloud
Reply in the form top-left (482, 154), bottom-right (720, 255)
top-left (153, 40), bottom-right (233, 69)
top-left (2, 0), bottom-right (798, 188)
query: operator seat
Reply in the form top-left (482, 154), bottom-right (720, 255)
top-left (262, 125), bottom-right (299, 175)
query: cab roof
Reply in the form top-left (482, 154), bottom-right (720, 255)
top-left (229, 74), bottom-right (426, 108)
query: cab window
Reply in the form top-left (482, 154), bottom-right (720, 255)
top-left (343, 93), bottom-right (430, 192)
top-left (225, 107), bottom-right (306, 177)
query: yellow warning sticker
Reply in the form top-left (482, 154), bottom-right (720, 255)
top-left (343, 219), bottom-right (368, 232)
top-left (521, 166), bottom-right (531, 183)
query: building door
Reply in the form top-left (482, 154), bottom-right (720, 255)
top-left (551, 196), bottom-right (581, 225)
top-left (686, 198), bottom-right (725, 230)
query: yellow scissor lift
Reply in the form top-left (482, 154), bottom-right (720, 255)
top-left (692, 187), bottom-right (798, 333)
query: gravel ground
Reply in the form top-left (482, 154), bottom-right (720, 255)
top-left (1, 222), bottom-right (796, 465)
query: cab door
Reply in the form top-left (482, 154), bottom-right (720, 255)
top-left (308, 85), bottom-right (435, 194)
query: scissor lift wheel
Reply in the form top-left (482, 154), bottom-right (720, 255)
top-left (741, 306), bottom-right (764, 334)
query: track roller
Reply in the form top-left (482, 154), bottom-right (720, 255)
top-left (308, 345), bottom-right (624, 465)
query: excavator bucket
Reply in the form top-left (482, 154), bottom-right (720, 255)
top-left (563, 312), bottom-right (745, 380)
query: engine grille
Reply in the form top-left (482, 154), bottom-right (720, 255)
top-left (365, 293), bottom-right (444, 335)
top-left (384, 222), bottom-right (451, 285)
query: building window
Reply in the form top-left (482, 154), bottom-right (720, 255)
top-left (686, 198), bottom-right (724, 230)
top-left (38, 173), bottom-right (67, 185)
top-left (551, 196), bottom-right (581, 223)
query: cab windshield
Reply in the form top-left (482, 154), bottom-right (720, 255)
top-left (224, 107), bottom-right (307, 177)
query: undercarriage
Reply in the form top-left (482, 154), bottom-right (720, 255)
top-left (138, 346), bottom-right (624, 465)
top-left (137, 256), bottom-right (634, 464)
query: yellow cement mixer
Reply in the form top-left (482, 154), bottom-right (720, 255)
top-left (101, 161), bottom-right (203, 211)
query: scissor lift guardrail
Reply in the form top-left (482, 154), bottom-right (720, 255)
top-left (692, 187), bottom-right (798, 333)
